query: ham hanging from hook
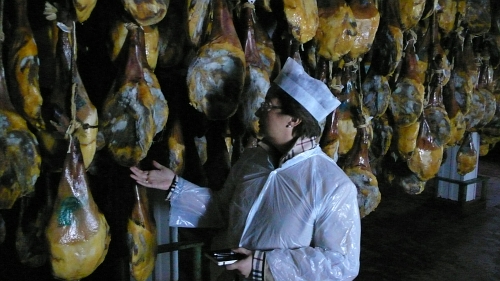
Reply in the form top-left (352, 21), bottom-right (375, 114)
top-left (127, 184), bottom-right (157, 281)
top-left (40, 2), bottom-right (98, 169)
top-left (343, 118), bottom-right (380, 218)
top-left (235, 2), bottom-right (273, 143)
top-left (0, 0), bottom-right (41, 209)
top-left (5, 0), bottom-right (45, 130)
top-left (45, 135), bottom-right (110, 280)
top-left (186, 0), bottom-right (245, 120)
top-left (407, 114), bottom-right (443, 181)
top-left (100, 23), bottom-right (169, 167)
top-left (456, 131), bottom-right (477, 175)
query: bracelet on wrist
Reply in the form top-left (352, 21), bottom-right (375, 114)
top-left (165, 175), bottom-right (178, 201)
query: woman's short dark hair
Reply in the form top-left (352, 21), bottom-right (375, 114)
top-left (268, 83), bottom-right (322, 138)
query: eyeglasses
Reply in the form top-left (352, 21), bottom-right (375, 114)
top-left (259, 102), bottom-right (282, 112)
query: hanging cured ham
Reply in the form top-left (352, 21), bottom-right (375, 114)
top-left (164, 98), bottom-right (186, 175)
top-left (5, 0), bottom-right (45, 130)
top-left (335, 61), bottom-right (361, 157)
top-left (320, 109), bottom-right (340, 160)
top-left (0, 0), bottom-right (41, 209)
top-left (443, 32), bottom-right (467, 146)
top-left (456, 131), bottom-right (477, 175)
top-left (40, 3), bottom-right (98, 169)
top-left (45, 136), bottom-right (110, 281)
top-left (463, 59), bottom-right (486, 131)
top-left (122, 0), bottom-right (168, 26)
top-left (389, 34), bottom-right (424, 127)
top-left (318, 60), bottom-right (340, 160)
top-left (414, 19), bottom-right (431, 83)
top-left (437, 0), bottom-right (458, 36)
top-left (476, 56), bottom-right (497, 128)
top-left (186, 0), bottom-right (245, 120)
top-left (237, 3), bottom-right (272, 140)
top-left (423, 65), bottom-right (452, 147)
top-left (187, 0), bottom-right (210, 47)
top-left (462, 0), bottom-right (491, 35)
top-left (429, 12), bottom-right (451, 86)
top-left (407, 114), bottom-right (444, 181)
top-left (346, 0), bottom-right (380, 60)
top-left (343, 121), bottom-right (380, 218)
top-left (127, 185), bottom-right (157, 281)
top-left (285, 0), bottom-right (319, 43)
top-left (315, 0), bottom-right (357, 62)
top-left (389, 34), bottom-right (425, 159)
top-left (100, 23), bottom-right (169, 167)
top-left (369, 113), bottom-right (393, 162)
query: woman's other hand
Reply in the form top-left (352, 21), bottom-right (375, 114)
top-left (130, 160), bottom-right (176, 191)
top-left (225, 248), bottom-right (253, 278)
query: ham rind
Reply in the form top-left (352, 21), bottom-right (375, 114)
top-left (101, 25), bottom-right (169, 167)
top-left (187, 0), bottom-right (245, 120)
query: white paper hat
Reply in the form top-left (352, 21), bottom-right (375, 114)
top-left (274, 58), bottom-right (340, 122)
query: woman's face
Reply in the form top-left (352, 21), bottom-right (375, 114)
top-left (255, 95), bottom-right (293, 145)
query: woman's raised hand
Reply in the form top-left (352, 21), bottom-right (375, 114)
top-left (130, 161), bottom-right (176, 191)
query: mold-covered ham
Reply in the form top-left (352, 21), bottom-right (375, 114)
top-left (186, 0), bottom-right (245, 120)
top-left (100, 24), bottom-right (169, 167)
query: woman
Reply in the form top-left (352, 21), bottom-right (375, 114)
top-left (130, 58), bottom-right (361, 280)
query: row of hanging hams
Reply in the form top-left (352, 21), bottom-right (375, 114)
top-left (1, 0), bottom-right (500, 279)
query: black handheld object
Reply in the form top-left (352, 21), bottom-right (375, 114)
top-left (204, 249), bottom-right (247, 266)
